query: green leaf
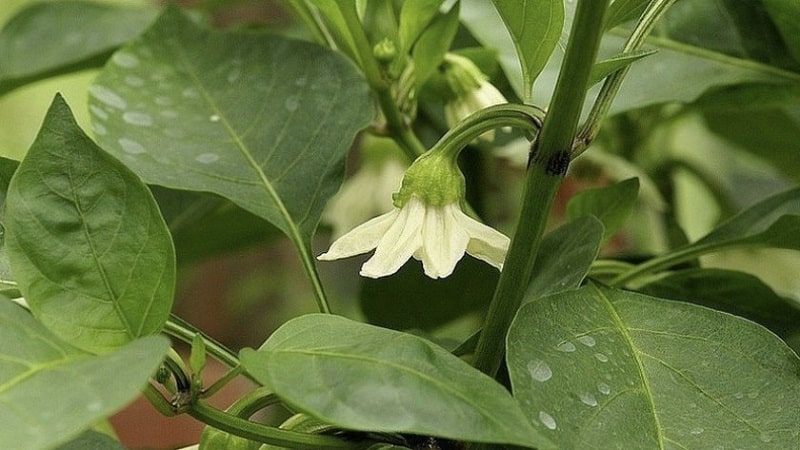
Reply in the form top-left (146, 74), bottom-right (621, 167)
top-left (0, 1), bottom-right (158, 96)
top-left (761, 0), bottom-right (800, 62)
top-left (412, 1), bottom-right (460, 88)
top-left (4, 95), bottom-right (175, 354)
top-left (56, 430), bottom-right (125, 450)
top-left (507, 284), bottom-right (800, 448)
top-left (0, 300), bottom-right (169, 450)
top-left (566, 178), bottom-right (639, 242)
top-left (89, 6), bottom-right (372, 245)
top-left (526, 216), bottom-right (604, 300)
top-left (397, 0), bottom-right (444, 53)
top-left (605, 0), bottom-right (650, 30)
top-left (490, 0), bottom-right (564, 100)
top-left (639, 268), bottom-right (800, 336)
top-left (240, 314), bottom-right (553, 448)
top-left (0, 157), bottom-right (19, 294)
top-left (588, 49), bottom-right (656, 86)
top-left (359, 256), bottom-right (498, 331)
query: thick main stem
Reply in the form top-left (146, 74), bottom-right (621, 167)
top-left (471, 0), bottom-right (609, 378)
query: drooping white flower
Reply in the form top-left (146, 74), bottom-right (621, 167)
top-left (318, 196), bottom-right (509, 279)
top-left (318, 151), bottom-right (509, 279)
top-left (442, 53), bottom-right (508, 141)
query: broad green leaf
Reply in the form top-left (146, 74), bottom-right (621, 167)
top-left (761, 0), bottom-right (800, 62)
top-left (241, 314), bottom-right (554, 448)
top-left (566, 178), bottom-right (639, 242)
top-left (0, 157), bottom-right (19, 293)
top-left (360, 255), bottom-right (498, 331)
top-left (639, 268), bottom-right (800, 337)
top-left (507, 284), bottom-right (800, 448)
top-left (588, 49), bottom-right (656, 86)
top-left (4, 95), bottom-right (175, 354)
top-left (397, 0), bottom-right (443, 52)
top-left (56, 430), bottom-right (125, 450)
top-left (0, 1), bottom-right (158, 96)
top-left (308, 0), bottom-right (361, 64)
top-left (605, 0), bottom-right (650, 30)
top-left (491, 0), bottom-right (564, 101)
top-left (0, 300), bottom-right (169, 450)
top-left (89, 7), bottom-right (372, 245)
top-left (526, 216), bottom-right (604, 300)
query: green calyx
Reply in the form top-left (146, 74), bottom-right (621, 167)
top-left (393, 151), bottom-right (465, 208)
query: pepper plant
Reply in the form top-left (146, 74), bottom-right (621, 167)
top-left (1, 1), bottom-right (800, 449)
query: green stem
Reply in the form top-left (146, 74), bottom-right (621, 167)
top-left (187, 401), bottom-right (363, 449)
top-left (609, 241), bottom-right (732, 286)
top-left (336, 2), bottom-right (426, 160)
top-left (225, 387), bottom-right (282, 418)
top-left (471, 0), bottom-right (609, 378)
top-left (575, 0), bottom-right (678, 154)
top-left (202, 366), bottom-right (245, 398)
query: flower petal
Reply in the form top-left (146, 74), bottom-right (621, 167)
top-left (318, 209), bottom-right (399, 260)
top-left (418, 203), bottom-right (470, 278)
top-left (452, 209), bottom-right (510, 270)
top-left (360, 197), bottom-right (425, 278)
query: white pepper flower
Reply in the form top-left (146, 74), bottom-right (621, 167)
top-left (442, 53), bottom-right (508, 141)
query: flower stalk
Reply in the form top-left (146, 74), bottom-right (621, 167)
top-left (471, 0), bottom-right (610, 378)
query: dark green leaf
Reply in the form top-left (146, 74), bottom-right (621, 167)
top-left (241, 314), bottom-right (553, 448)
top-left (762, 0), bottom-right (800, 62)
top-left (360, 256), bottom-right (498, 331)
top-left (507, 284), bottom-right (800, 448)
top-left (0, 1), bottom-right (158, 96)
top-left (5, 95), bottom-right (175, 353)
top-left (527, 216), bottom-right (604, 300)
top-left (491, 0), bottom-right (564, 100)
top-left (0, 300), bottom-right (169, 450)
top-left (0, 157), bottom-right (19, 293)
top-left (589, 49), bottom-right (656, 86)
top-left (639, 268), bottom-right (800, 336)
top-left (566, 178), bottom-right (639, 242)
top-left (89, 7), bottom-right (372, 245)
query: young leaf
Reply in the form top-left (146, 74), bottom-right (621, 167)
top-left (639, 268), bottom-right (800, 337)
top-left (4, 95), bottom-right (175, 354)
top-left (0, 1), bottom-right (158, 96)
top-left (566, 178), bottom-right (639, 242)
top-left (588, 49), bottom-right (656, 86)
top-left (507, 284), bottom-right (800, 449)
top-left (491, 0), bottom-right (564, 100)
top-left (397, 0), bottom-right (445, 53)
top-left (604, 0), bottom-right (650, 30)
top-left (412, 1), bottom-right (460, 88)
top-left (526, 216), bottom-right (604, 300)
top-left (240, 314), bottom-right (554, 448)
top-left (0, 300), bottom-right (169, 450)
top-left (89, 6), bottom-right (372, 247)
top-left (762, 0), bottom-right (800, 61)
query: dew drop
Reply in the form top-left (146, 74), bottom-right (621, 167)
top-left (118, 138), bottom-right (145, 154)
top-left (579, 392), bottom-right (598, 407)
top-left (594, 353), bottom-right (609, 362)
top-left (195, 153), bottom-right (219, 164)
top-left (528, 360), bottom-right (552, 382)
top-left (734, 392), bottom-right (744, 399)
top-left (747, 392), bottom-right (759, 399)
top-left (227, 67), bottom-right (242, 83)
top-left (86, 400), bottom-right (103, 412)
top-left (124, 75), bottom-right (144, 87)
top-left (577, 336), bottom-right (596, 347)
top-left (690, 427), bottom-right (704, 435)
top-left (209, 114), bottom-right (220, 122)
top-left (284, 95), bottom-right (300, 112)
top-left (89, 105), bottom-right (108, 121)
top-left (295, 76), bottom-right (308, 86)
top-left (759, 433), bottom-right (772, 443)
top-left (112, 52), bottom-right (139, 68)
top-left (182, 87), bottom-right (200, 98)
top-left (155, 96), bottom-right (173, 106)
top-left (538, 411), bottom-right (557, 430)
top-left (557, 341), bottom-right (576, 352)
top-left (88, 85), bottom-right (127, 109)
top-left (122, 111), bottom-right (153, 127)
top-left (597, 382), bottom-right (611, 395)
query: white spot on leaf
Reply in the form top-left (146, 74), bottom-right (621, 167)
top-left (528, 360), bottom-right (552, 382)
top-left (88, 85), bottom-right (127, 109)
top-left (122, 111), bottom-right (153, 127)
top-left (118, 138), bottom-right (145, 154)
top-left (538, 411), bottom-right (557, 430)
